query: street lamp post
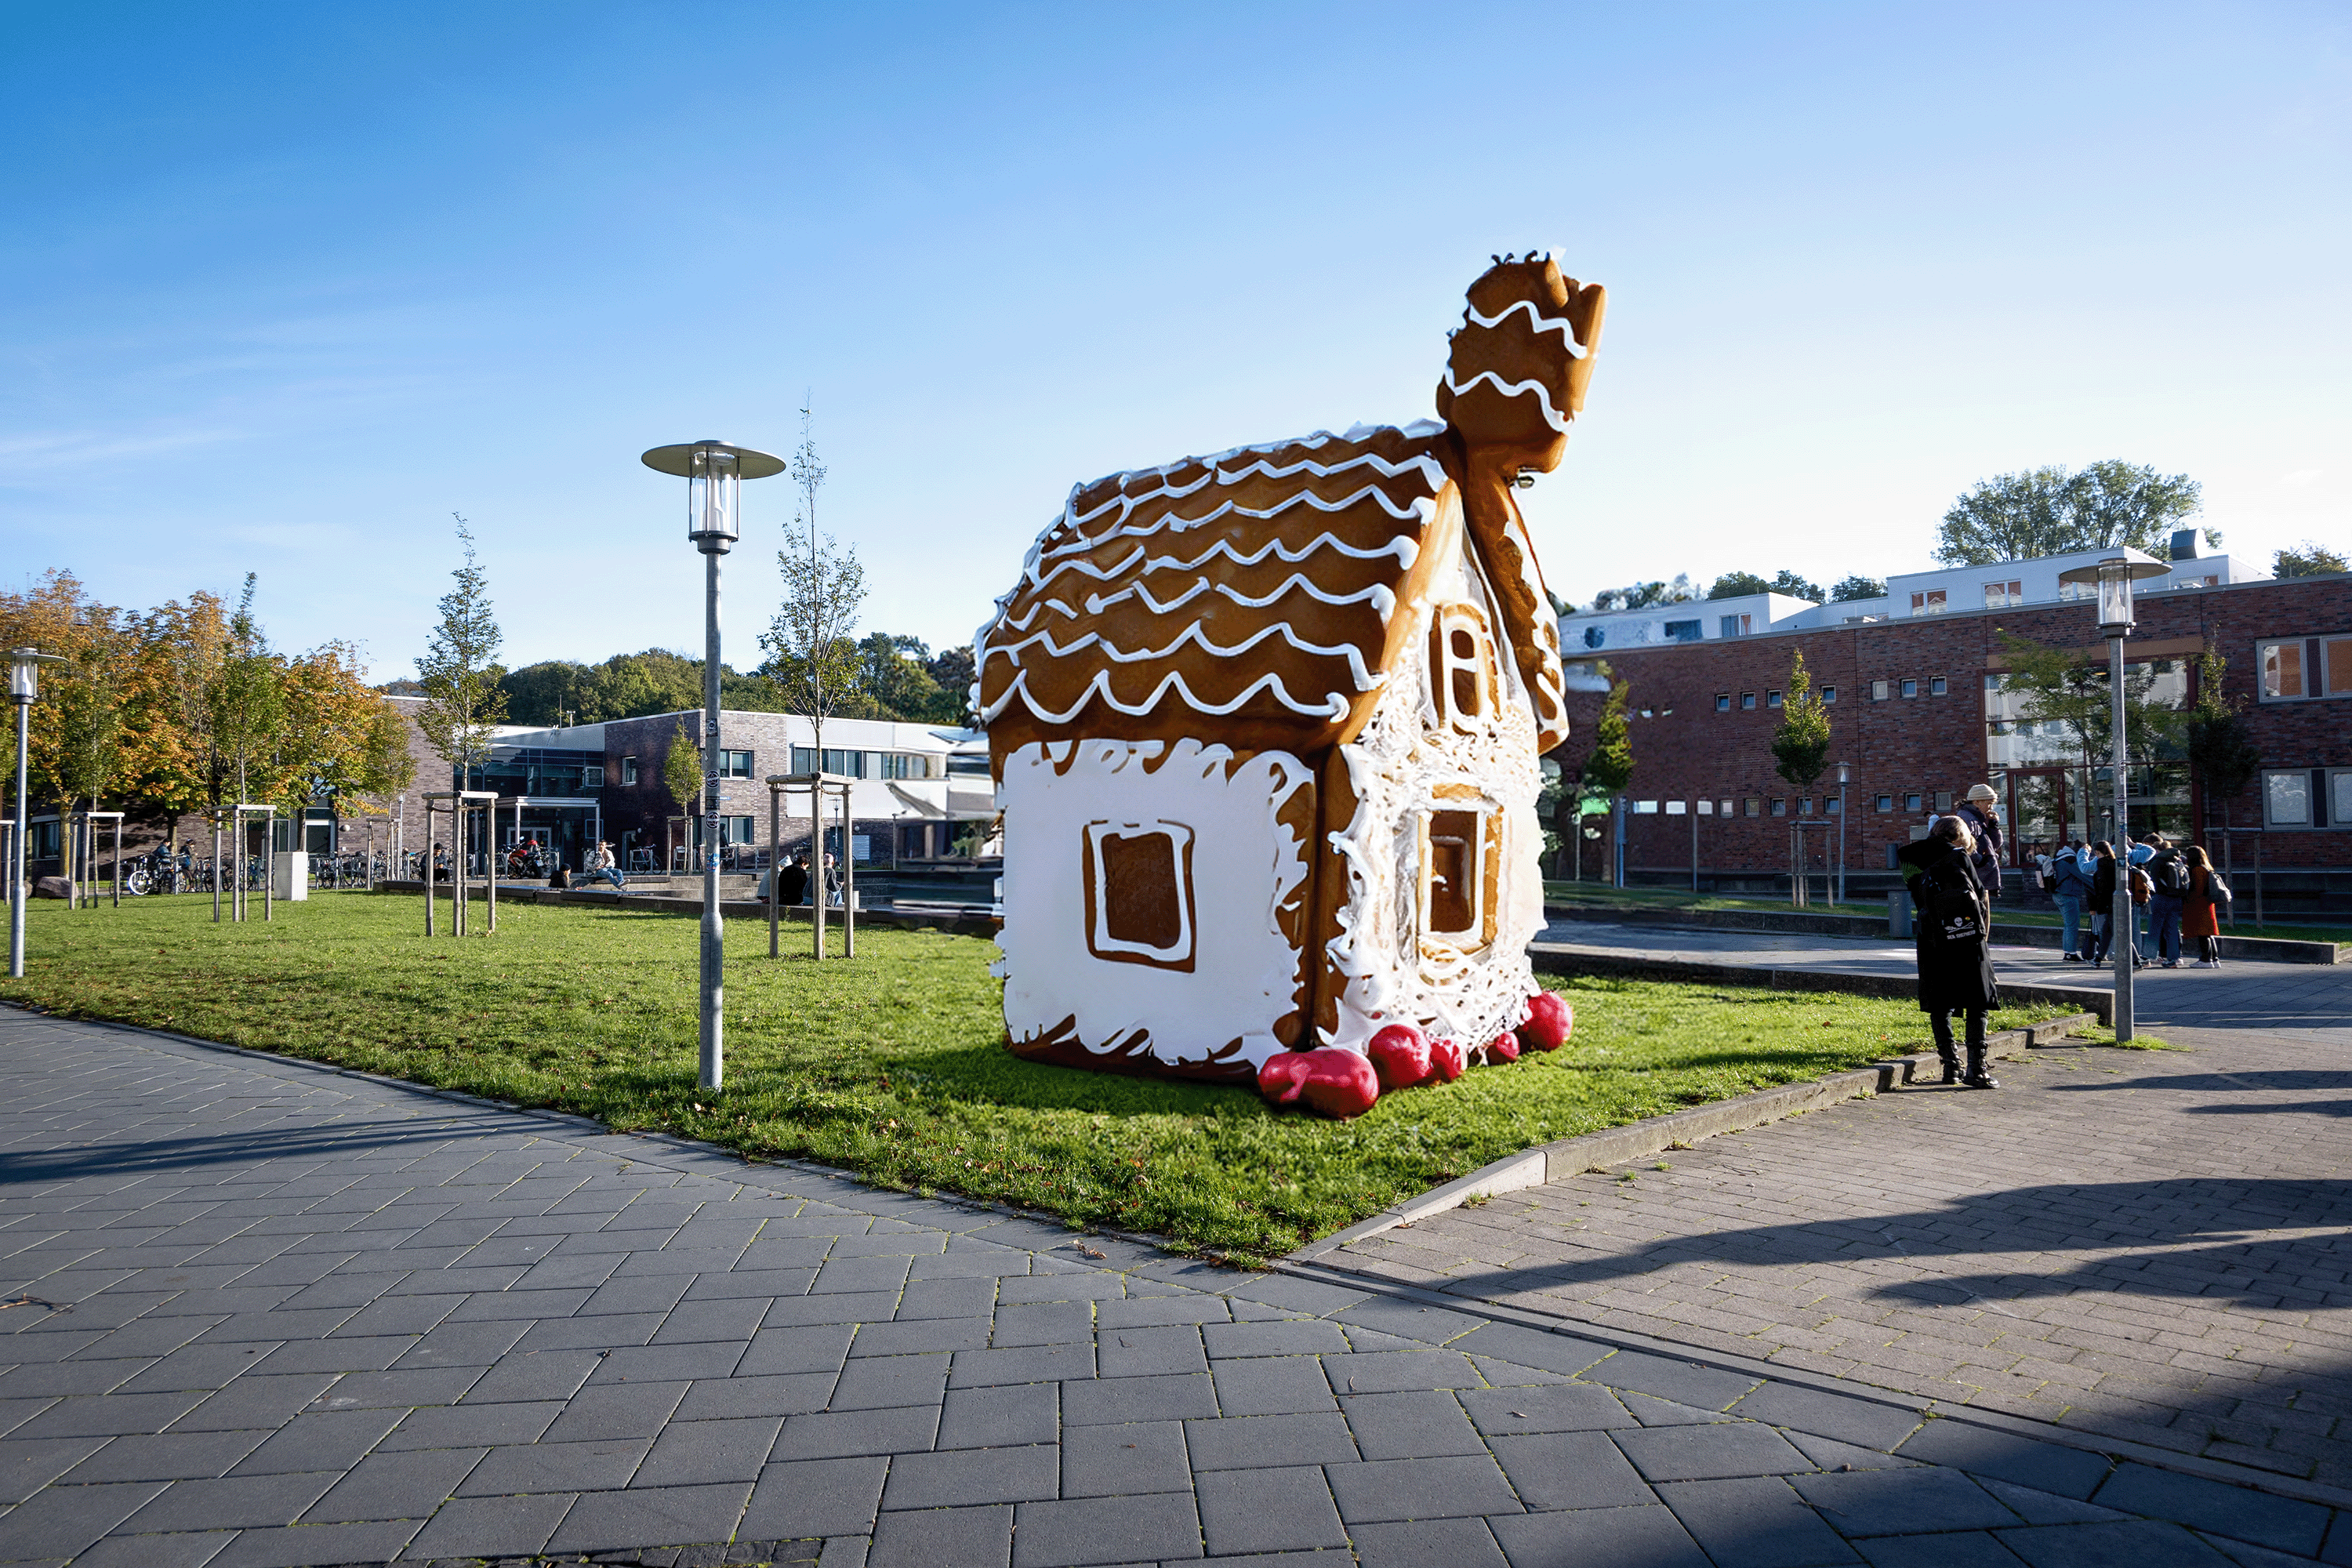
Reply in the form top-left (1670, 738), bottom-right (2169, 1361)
top-left (9, 648), bottom-right (64, 978)
top-left (1835, 760), bottom-right (1851, 906)
top-left (641, 439), bottom-right (785, 1092)
top-left (2058, 550), bottom-right (2168, 1044)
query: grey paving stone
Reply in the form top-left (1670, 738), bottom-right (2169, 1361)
top-left (1615, 1421), bottom-right (1817, 1481)
top-left (1223, 1275), bottom-right (1370, 1317)
top-left (300, 1444), bottom-right (485, 1522)
top-left (894, 1277), bottom-right (1000, 1321)
top-left (634, 1416), bottom-right (787, 1486)
top-left (392, 1317), bottom-right (532, 1367)
top-left (324, 1294), bottom-right (460, 1337)
top-left (1184, 1410), bottom-right (1357, 1472)
top-left (993, 1301), bottom-right (1094, 1347)
top-left (1623, 1392), bottom-right (1742, 1428)
top-left (938, 1382), bottom-right (1059, 1450)
top-left (1330, 1296), bottom-right (1486, 1345)
top-left (546, 1479), bottom-right (754, 1554)
top-left (1459, 1383), bottom-right (1632, 1436)
top-left (1655, 1475), bottom-right (1862, 1567)
top-left (1210, 1354), bottom-right (1335, 1417)
top-left (829, 1231), bottom-right (946, 1259)
top-left (1327, 1348), bottom-right (1482, 1395)
top-left (1098, 1324), bottom-right (1207, 1380)
top-left (1340, 1390), bottom-right (1489, 1461)
top-left (510, 1310), bottom-right (667, 1352)
top-left (1792, 1467), bottom-right (2024, 1537)
top-left (771, 1403), bottom-right (940, 1460)
top-left (953, 1342), bottom-right (1094, 1389)
top-left (869, 1502), bottom-right (1011, 1568)
top-left (305, 1364), bottom-right (485, 1409)
top-left (1327, 1454), bottom-right (1523, 1524)
top-left (401, 1490), bottom-right (575, 1559)
top-left (1201, 1319), bottom-right (1349, 1359)
top-left (909, 1245), bottom-right (1031, 1281)
top-left (0, 1478), bottom-right (165, 1560)
top-left (1062, 1372), bottom-right (1215, 1426)
top-left (1487, 1504), bottom-right (1713, 1568)
top-left (1994, 1519), bottom-right (2237, 1566)
top-left (590, 1340), bottom-right (750, 1384)
top-left (1094, 1295), bottom-right (1227, 1331)
top-left (209, 1518), bottom-right (426, 1568)
top-left (580, 1274), bottom-right (697, 1316)
top-left (456, 1436), bottom-right (650, 1494)
top-left (440, 1286), bottom-right (593, 1321)
top-left (829, 1352), bottom-right (949, 1412)
top-left (0, 1359), bottom-right (156, 1398)
top-left (1446, 1322), bottom-right (1613, 1379)
top-left (1195, 1464), bottom-right (1345, 1556)
top-left (1011, 1489), bottom-right (1199, 1566)
top-left (0, 1436), bottom-right (108, 1501)
top-left (851, 1315), bottom-right (993, 1359)
top-left (543, 1381), bottom-right (691, 1442)
top-left (812, 1256), bottom-right (914, 1296)
top-left (883, 1443), bottom-right (1059, 1509)
top-left (172, 1373), bottom-right (340, 1431)
top-left (375, 1399), bottom-right (562, 1451)
top-left (2089, 1464), bottom-right (2331, 1556)
top-left (1351, 1515), bottom-right (1509, 1567)
top-left (739, 1455), bottom-right (890, 1540)
top-left (114, 1470), bottom-right (341, 1532)
top-left (1974, 1477), bottom-right (2129, 1526)
top-left (1492, 1430), bottom-right (1660, 1512)
top-left (452, 1346), bottom-right (601, 1403)
top-left (652, 1298), bottom-right (775, 1347)
top-left (673, 1371), bottom-right (838, 1421)
top-left (67, 1529), bottom-right (240, 1567)
top-left (1052, 1417), bottom-right (1186, 1501)
top-left (60, 1430), bottom-right (267, 1484)
top-left (996, 1274), bottom-right (1123, 1306)
top-left (739, 1322), bottom-right (858, 1379)
top-left (227, 1408), bottom-right (406, 1475)
top-left (1896, 1422), bottom-right (2116, 1501)
top-left (1857, 1531), bottom-right (2034, 1568)
top-left (10, 1391), bottom-right (205, 1438)
top-left (764, 1291), bottom-right (901, 1329)
top-left (1587, 1351), bottom-right (1760, 1412)
top-left (243, 1334), bottom-right (409, 1374)
top-left (1731, 1382), bottom-right (1929, 1451)
top-left (685, 1266), bottom-right (817, 1301)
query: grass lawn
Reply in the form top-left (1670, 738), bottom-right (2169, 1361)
top-left (1542, 881), bottom-right (2352, 948)
top-left (1, 894), bottom-right (2071, 1261)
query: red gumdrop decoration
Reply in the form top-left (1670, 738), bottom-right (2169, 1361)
top-left (1516, 990), bottom-right (1573, 1051)
top-left (1256, 1048), bottom-right (1381, 1120)
top-left (1367, 1024), bottom-right (1432, 1091)
top-left (1426, 1036), bottom-right (1466, 1083)
top-left (1487, 1032), bottom-right (1522, 1064)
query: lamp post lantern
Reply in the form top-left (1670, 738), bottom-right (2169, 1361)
top-left (1834, 759), bottom-right (1851, 906)
top-left (8, 648), bottom-right (64, 978)
top-left (2057, 550), bottom-right (2168, 1044)
top-left (641, 439), bottom-right (785, 1091)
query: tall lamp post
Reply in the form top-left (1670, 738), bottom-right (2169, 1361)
top-left (1835, 760), bottom-right (1851, 906)
top-left (9, 648), bottom-right (64, 978)
top-left (2057, 550), bottom-right (2167, 1044)
top-left (641, 439), bottom-right (784, 1092)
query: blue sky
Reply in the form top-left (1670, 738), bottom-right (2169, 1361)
top-left (2, 3), bottom-right (2346, 682)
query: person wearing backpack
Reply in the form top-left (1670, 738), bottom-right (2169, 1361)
top-left (1897, 816), bottom-right (2001, 1089)
top-left (2181, 844), bottom-right (2230, 967)
top-left (2049, 841), bottom-right (2095, 961)
top-left (2144, 833), bottom-right (2190, 968)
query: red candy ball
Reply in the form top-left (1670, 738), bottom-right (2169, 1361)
top-left (1367, 1024), bottom-right (1432, 1091)
top-left (1257, 1048), bottom-right (1381, 1120)
top-left (1426, 1036), bottom-right (1466, 1083)
top-left (1487, 1033), bottom-right (1521, 1063)
top-left (1516, 991), bottom-right (1573, 1052)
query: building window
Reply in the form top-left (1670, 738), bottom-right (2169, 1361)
top-left (2264, 770), bottom-right (2312, 827)
top-left (1766, 690), bottom-right (1783, 708)
top-left (1935, 790), bottom-right (1955, 813)
top-left (1983, 579), bottom-right (2024, 608)
top-left (1417, 807), bottom-right (1494, 948)
top-left (1720, 614), bottom-right (1752, 638)
top-left (621, 756), bottom-right (639, 786)
top-left (2259, 637), bottom-right (2352, 701)
top-left (1875, 793), bottom-right (1894, 812)
top-left (1768, 798), bottom-right (1785, 816)
top-left (1905, 792), bottom-right (1923, 812)
top-left (1900, 678), bottom-right (1918, 699)
top-left (723, 815), bottom-right (757, 844)
top-left (1083, 822), bottom-right (1196, 968)
top-left (878, 753), bottom-right (930, 780)
top-left (1694, 800), bottom-right (1712, 815)
top-left (790, 746), bottom-right (816, 774)
top-left (1825, 797), bottom-right (1841, 815)
top-left (583, 765), bottom-right (604, 789)
top-left (1719, 799), bottom-right (1733, 817)
top-left (1663, 619), bottom-right (1702, 644)
top-left (717, 750), bottom-right (754, 779)
top-left (1820, 685), bottom-right (1836, 703)
top-left (1910, 590), bottom-right (1947, 615)
top-left (819, 748), bottom-right (865, 778)
top-left (1871, 681), bottom-right (1889, 701)
top-left (1797, 797), bottom-right (1814, 815)
top-left (1744, 797), bottom-right (1761, 817)
top-left (1929, 676), bottom-right (1947, 697)
top-left (1715, 693), bottom-right (1731, 713)
top-left (1740, 692), bottom-right (1756, 710)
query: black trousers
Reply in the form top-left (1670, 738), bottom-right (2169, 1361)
top-left (1929, 1008), bottom-right (1987, 1051)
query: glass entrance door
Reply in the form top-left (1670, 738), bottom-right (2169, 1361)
top-left (2006, 768), bottom-right (2074, 867)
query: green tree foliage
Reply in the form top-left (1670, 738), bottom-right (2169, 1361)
top-left (414, 515), bottom-right (509, 789)
top-left (1583, 677), bottom-right (1635, 797)
top-left (1592, 574), bottom-right (1695, 612)
top-left (1936, 461), bottom-right (2209, 566)
top-left (2185, 646), bottom-right (2260, 830)
top-left (2274, 541), bottom-right (2348, 579)
top-left (1769, 650), bottom-right (1832, 788)
top-left (1710, 570), bottom-right (1824, 602)
top-left (209, 576), bottom-right (287, 806)
top-left (1829, 574), bottom-right (1886, 602)
top-left (49, 608), bottom-right (133, 819)
top-left (662, 720), bottom-right (703, 817)
top-left (1994, 633), bottom-right (2182, 775)
top-left (760, 405), bottom-right (868, 761)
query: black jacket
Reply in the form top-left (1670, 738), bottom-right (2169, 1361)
top-left (1955, 804), bottom-right (2004, 894)
top-left (778, 864), bottom-right (809, 906)
top-left (1900, 840), bottom-right (2000, 1013)
top-left (2090, 856), bottom-right (2118, 906)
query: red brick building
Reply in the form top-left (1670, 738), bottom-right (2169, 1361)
top-left (1557, 572), bottom-right (2352, 909)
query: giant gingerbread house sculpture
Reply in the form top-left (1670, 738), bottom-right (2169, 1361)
top-left (977, 254), bottom-right (1604, 1091)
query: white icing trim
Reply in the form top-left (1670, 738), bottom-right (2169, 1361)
top-left (982, 618), bottom-right (1383, 694)
top-left (1464, 299), bottom-right (1592, 355)
top-left (1037, 481), bottom-right (1433, 568)
top-left (1018, 525), bottom-right (1422, 597)
top-left (1085, 575), bottom-right (1397, 622)
top-left (1439, 368), bottom-right (1570, 434)
top-left (980, 663), bottom-right (1352, 725)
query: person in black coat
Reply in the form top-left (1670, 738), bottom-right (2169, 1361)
top-left (1897, 815), bottom-right (2001, 1088)
top-left (776, 853), bottom-right (809, 908)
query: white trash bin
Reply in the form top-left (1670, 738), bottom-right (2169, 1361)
top-left (270, 851), bottom-right (310, 902)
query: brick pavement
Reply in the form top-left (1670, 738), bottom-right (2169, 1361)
top-left (1321, 942), bottom-right (2352, 1503)
top-left (3, 1010), bottom-right (2349, 1564)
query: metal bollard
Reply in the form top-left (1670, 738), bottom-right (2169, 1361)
top-left (1888, 890), bottom-right (1911, 940)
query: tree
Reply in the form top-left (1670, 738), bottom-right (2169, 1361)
top-left (927, 645), bottom-right (978, 726)
top-left (1707, 572), bottom-right (1771, 601)
top-left (2274, 541), bottom-right (2348, 579)
top-left (1936, 461), bottom-right (2209, 566)
top-left (414, 514), bottom-right (509, 789)
top-left (499, 659), bottom-right (593, 727)
top-left (207, 576), bottom-right (286, 810)
top-left (1579, 673), bottom-right (1634, 881)
top-left (1829, 575), bottom-right (1886, 602)
top-left (1994, 633), bottom-right (2182, 780)
top-left (2185, 646), bottom-right (2260, 840)
top-left (1769, 650), bottom-right (1831, 789)
top-left (1769, 570), bottom-right (1824, 601)
top-left (1592, 574), bottom-right (1695, 612)
top-left (760, 403), bottom-right (866, 765)
top-left (47, 610), bottom-right (135, 844)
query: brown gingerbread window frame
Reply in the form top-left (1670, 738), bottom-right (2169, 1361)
top-left (1080, 821), bottom-right (1197, 971)
top-left (1417, 795), bottom-right (1501, 953)
top-left (1428, 604), bottom-right (1494, 734)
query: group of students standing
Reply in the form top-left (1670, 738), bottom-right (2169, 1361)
top-left (2042, 833), bottom-right (2232, 970)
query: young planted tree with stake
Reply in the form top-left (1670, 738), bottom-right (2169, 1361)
top-left (760, 405), bottom-right (866, 768)
top-left (1770, 650), bottom-right (1833, 900)
top-left (416, 515), bottom-right (508, 792)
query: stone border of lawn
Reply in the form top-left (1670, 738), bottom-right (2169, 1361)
top-left (26, 1003), bottom-right (2352, 1527)
top-left (1532, 939), bottom-right (2118, 1025)
top-left (1291, 1011), bottom-right (2100, 1263)
top-left (1544, 900), bottom-right (2344, 964)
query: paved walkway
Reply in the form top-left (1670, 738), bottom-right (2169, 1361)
top-left (3, 1013), bottom-right (2349, 1565)
top-left (1327, 925), bottom-right (2352, 1503)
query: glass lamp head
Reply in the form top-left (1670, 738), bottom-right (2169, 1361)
top-left (640, 439), bottom-right (786, 556)
top-left (2096, 557), bottom-right (2134, 634)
